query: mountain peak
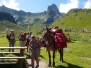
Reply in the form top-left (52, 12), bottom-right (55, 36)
top-left (51, 4), bottom-right (58, 9)
top-left (43, 4), bottom-right (64, 24)
top-left (1, 5), bottom-right (5, 7)
top-left (0, 5), bottom-right (8, 9)
top-left (47, 4), bottom-right (62, 16)
top-left (48, 4), bottom-right (58, 11)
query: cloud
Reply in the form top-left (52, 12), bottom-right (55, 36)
top-left (59, 0), bottom-right (79, 13)
top-left (84, 0), bottom-right (91, 8)
top-left (0, 0), bottom-right (20, 10)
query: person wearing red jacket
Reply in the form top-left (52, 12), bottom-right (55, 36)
top-left (19, 32), bottom-right (26, 47)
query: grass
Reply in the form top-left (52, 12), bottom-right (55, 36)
top-left (0, 34), bottom-right (8, 46)
top-left (0, 32), bottom-right (91, 68)
top-left (40, 40), bottom-right (91, 68)
top-left (52, 9), bottom-right (91, 31)
top-left (0, 33), bottom-right (28, 68)
top-left (40, 32), bottom-right (91, 68)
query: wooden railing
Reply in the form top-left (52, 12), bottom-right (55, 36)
top-left (0, 47), bottom-right (27, 68)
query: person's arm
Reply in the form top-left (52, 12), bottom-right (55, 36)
top-left (38, 40), bottom-right (42, 48)
top-left (35, 40), bottom-right (42, 51)
top-left (6, 34), bottom-right (10, 40)
top-left (28, 41), bottom-right (33, 50)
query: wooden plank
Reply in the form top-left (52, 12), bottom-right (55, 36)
top-left (0, 62), bottom-right (16, 64)
top-left (0, 47), bottom-right (27, 49)
top-left (0, 52), bottom-right (20, 54)
top-left (0, 57), bottom-right (26, 59)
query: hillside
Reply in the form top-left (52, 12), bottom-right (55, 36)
top-left (52, 9), bottom-right (91, 32)
top-left (0, 21), bottom-right (23, 31)
top-left (0, 11), bottom-right (21, 31)
top-left (0, 11), bottom-right (16, 24)
top-left (0, 4), bottom-right (64, 34)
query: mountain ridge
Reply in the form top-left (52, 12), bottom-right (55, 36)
top-left (0, 4), bottom-right (65, 34)
top-left (0, 4), bottom-right (64, 25)
top-left (52, 8), bottom-right (91, 32)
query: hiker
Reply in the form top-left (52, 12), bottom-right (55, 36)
top-left (6, 30), bottom-right (15, 52)
top-left (19, 32), bottom-right (26, 47)
top-left (26, 32), bottom-right (32, 52)
top-left (29, 35), bottom-right (41, 68)
top-left (18, 32), bottom-right (22, 41)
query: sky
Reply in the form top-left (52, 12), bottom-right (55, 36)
top-left (0, 0), bottom-right (91, 13)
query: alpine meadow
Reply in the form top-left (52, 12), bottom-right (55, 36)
top-left (0, 3), bottom-right (91, 68)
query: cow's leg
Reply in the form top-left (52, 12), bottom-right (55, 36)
top-left (59, 48), bottom-right (64, 62)
top-left (53, 50), bottom-right (55, 67)
top-left (48, 51), bottom-right (51, 66)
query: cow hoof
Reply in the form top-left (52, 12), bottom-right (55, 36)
top-left (48, 64), bottom-right (51, 67)
top-left (61, 59), bottom-right (64, 62)
top-left (53, 64), bottom-right (55, 67)
top-left (53, 62), bottom-right (55, 67)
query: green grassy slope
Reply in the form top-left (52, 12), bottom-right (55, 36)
top-left (0, 21), bottom-right (23, 31)
top-left (52, 9), bottom-right (91, 30)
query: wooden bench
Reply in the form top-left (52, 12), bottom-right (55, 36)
top-left (0, 52), bottom-right (20, 54)
top-left (0, 47), bottom-right (27, 68)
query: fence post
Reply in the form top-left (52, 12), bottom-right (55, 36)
top-left (18, 48), bottom-right (24, 68)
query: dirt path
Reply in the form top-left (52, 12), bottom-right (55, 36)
top-left (27, 59), bottom-right (47, 68)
